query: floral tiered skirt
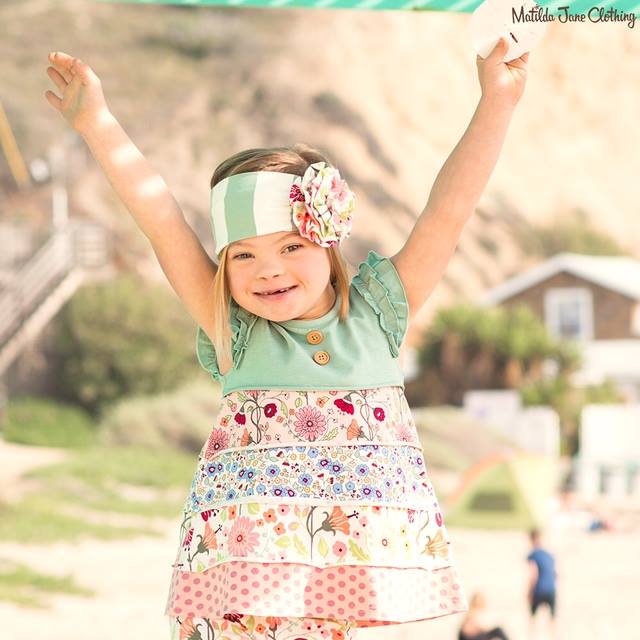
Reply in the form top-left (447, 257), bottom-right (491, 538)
top-left (165, 386), bottom-right (468, 639)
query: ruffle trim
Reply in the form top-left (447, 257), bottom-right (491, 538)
top-left (351, 251), bottom-right (409, 357)
top-left (231, 303), bottom-right (258, 369)
top-left (195, 301), bottom-right (258, 380)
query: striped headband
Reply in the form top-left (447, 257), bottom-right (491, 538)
top-left (210, 162), bottom-right (356, 256)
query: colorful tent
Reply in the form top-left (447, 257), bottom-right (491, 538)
top-left (444, 450), bottom-right (556, 530)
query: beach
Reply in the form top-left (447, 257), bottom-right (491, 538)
top-left (0, 517), bottom-right (635, 639)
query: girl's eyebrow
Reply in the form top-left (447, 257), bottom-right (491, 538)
top-left (233, 232), bottom-right (300, 249)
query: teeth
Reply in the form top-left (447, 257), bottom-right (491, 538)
top-left (261, 287), bottom-right (291, 295)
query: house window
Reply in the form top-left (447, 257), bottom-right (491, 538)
top-left (544, 287), bottom-right (594, 341)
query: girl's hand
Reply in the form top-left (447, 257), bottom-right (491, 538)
top-left (45, 52), bottom-right (111, 136)
top-left (476, 37), bottom-right (530, 108)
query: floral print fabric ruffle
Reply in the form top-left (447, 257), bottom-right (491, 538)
top-left (172, 503), bottom-right (450, 571)
top-left (166, 386), bottom-right (468, 630)
top-left (198, 386), bottom-right (419, 453)
top-left (169, 614), bottom-right (357, 640)
top-left (185, 444), bottom-right (434, 510)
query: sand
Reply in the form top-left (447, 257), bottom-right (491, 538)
top-left (0, 517), bottom-right (636, 639)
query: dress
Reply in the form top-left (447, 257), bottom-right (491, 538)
top-left (165, 251), bottom-right (468, 640)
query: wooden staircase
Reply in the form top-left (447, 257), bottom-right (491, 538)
top-left (0, 220), bottom-right (114, 381)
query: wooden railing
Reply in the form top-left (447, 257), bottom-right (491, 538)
top-left (0, 220), bottom-right (111, 370)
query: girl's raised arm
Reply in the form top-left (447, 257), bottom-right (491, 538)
top-left (45, 52), bottom-right (218, 336)
top-left (390, 38), bottom-right (529, 320)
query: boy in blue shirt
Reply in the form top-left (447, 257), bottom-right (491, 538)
top-left (527, 528), bottom-right (558, 640)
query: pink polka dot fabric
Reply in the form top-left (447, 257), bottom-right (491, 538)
top-left (165, 560), bottom-right (466, 626)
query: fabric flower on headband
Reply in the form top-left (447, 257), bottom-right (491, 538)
top-left (289, 161), bottom-right (355, 248)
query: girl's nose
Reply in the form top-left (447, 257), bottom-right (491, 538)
top-left (255, 258), bottom-right (286, 279)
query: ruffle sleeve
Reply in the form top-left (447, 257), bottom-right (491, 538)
top-left (351, 250), bottom-right (409, 357)
top-left (195, 301), bottom-right (258, 380)
top-left (195, 325), bottom-right (221, 380)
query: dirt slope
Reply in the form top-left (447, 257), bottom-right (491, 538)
top-left (2, 2), bottom-right (638, 348)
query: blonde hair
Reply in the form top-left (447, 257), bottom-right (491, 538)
top-left (209, 143), bottom-right (352, 375)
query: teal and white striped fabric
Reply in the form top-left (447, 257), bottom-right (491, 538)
top-left (211, 171), bottom-right (298, 255)
top-left (100, 0), bottom-right (639, 15)
top-left (102, 0), bottom-right (484, 10)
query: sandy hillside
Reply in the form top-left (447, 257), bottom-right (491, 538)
top-left (1, 3), bottom-right (639, 350)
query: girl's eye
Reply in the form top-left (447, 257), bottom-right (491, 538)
top-left (232, 244), bottom-right (301, 260)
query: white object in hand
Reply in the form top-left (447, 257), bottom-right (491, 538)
top-left (469, 0), bottom-right (548, 62)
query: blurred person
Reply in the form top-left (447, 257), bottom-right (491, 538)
top-left (526, 528), bottom-right (558, 640)
top-left (457, 591), bottom-right (510, 640)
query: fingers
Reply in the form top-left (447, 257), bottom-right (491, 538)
top-left (476, 38), bottom-right (531, 65)
top-left (69, 57), bottom-right (89, 85)
top-left (48, 52), bottom-right (73, 82)
top-left (489, 36), bottom-right (508, 60)
top-left (47, 51), bottom-right (94, 86)
top-left (506, 53), bottom-right (529, 70)
top-left (476, 38), bottom-right (504, 64)
top-left (48, 51), bottom-right (75, 68)
top-left (44, 89), bottom-right (62, 111)
top-left (46, 66), bottom-right (67, 92)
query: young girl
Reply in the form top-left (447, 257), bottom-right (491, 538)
top-left (45, 36), bottom-right (529, 640)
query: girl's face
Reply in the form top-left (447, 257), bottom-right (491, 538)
top-left (225, 230), bottom-right (336, 322)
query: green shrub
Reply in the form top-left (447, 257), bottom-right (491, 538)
top-left (97, 378), bottom-right (222, 454)
top-left (2, 397), bottom-right (96, 448)
top-left (51, 273), bottom-right (200, 417)
top-left (416, 303), bottom-right (579, 390)
top-left (409, 302), bottom-right (587, 452)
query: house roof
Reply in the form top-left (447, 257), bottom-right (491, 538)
top-left (479, 253), bottom-right (640, 305)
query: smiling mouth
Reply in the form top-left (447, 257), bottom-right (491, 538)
top-left (255, 286), bottom-right (297, 296)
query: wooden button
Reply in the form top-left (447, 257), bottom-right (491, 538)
top-left (306, 330), bottom-right (324, 345)
top-left (313, 350), bottom-right (330, 365)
